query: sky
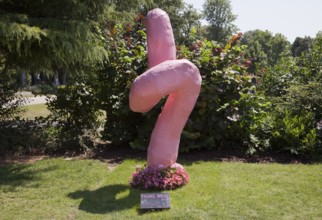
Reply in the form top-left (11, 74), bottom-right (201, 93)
top-left (184, 0), bottom-right (322, 43)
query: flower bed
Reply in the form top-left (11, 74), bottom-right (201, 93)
top-left (130, 164), bottom-right (190, 190)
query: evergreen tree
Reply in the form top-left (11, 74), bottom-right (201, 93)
top-left (0, 0), bottom-right (109, 119)
top-left (0, 0), bottom-right (108, 75)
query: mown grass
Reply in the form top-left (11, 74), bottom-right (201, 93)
top-left (20, 104), bottom-right (50, 120)
top-left (0, 158), bottom-right (321, 220)
top-left (19, 103), bottom-right (107, 121)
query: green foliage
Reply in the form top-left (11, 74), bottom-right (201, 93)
top-left (105, 0), bottom-right (202, 45)
top-left (0, 73), bottom-right (24, 120)
top-left (175, 35), bottom-right (267, 152)
top-left (296, 35), bottom-right (322, 83)
top-left (7, 10), bottom-right (318, 158)
top-left (240, 30), bottom-right (291, 73)
top-left (243, 107), bottom-right (320, 157)
top-left (203, 0), bottom-right (237, 43)
top-left (0, 119), bottom-right (51, 156)
top-left (279, 82), bottom-right (322, 120)
top-left (97, 18), bottom-right (148, 147)
top-left (177, 4), bottom-right (202, 45)
top-left (252, 33), bottom-right (322, 157)
top-left (1, 0), bottom-right (321, 159)
top-left (0, 0), bottom-right (108, 73)
top-left (27, 84), bottom-right (57, 95)
top-left (291, 36), bottom-right (314, 57)
top-left (47, 82), bottom-right (103, 152)
top-left (271, 110), bottom-right (318, 155)
top-left (154, 0), bottom-right (202, 45)
top-left (259, 57), bottom-right (296, 97)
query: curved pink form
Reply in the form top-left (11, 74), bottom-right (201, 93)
top-left (129, 9), bottom-right (202, 168)
top-left (146, 8), bottom-right (176, 68)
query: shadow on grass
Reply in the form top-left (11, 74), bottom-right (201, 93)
top-left (0, 164), bottom-right (33, 191)
top-left (0, 163), bottom-right (57, 192)
top-left (68, 184), bottom-right (141, 214)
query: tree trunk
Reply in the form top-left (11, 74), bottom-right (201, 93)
top-left (58, 67), bottom-right (68, 85)
top-left (31, 72), bottom-right (36, 85)
top-left (20, 70), bottom-right (26, 87)
top-left (53, 72), bottom-right (60, 86)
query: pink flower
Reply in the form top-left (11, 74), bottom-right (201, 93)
top-left (130, 164), bottom-right (190, 190)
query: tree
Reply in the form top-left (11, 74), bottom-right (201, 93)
top-left (0, 0), bottom-right (110, 121)
top-left (0, 0), bottom-right (108, 75)
top-left (295, 34), bottom-right (322, 83)
top-left (0, 74), bottom-right (24, 121)
top-left (291, 36), bottom-right (314, 57)
top-left (203, 0), bottom-right (237, 43)
top-left (100, 0), bottom-right (202, 45)
top-left (154, 0), bottom-right (202, 45)
top-left (176, 4), bottom-right (202, 45)
top-left (240, 30), bottom-right (291, 73)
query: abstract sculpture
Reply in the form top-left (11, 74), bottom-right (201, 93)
top-left (129, 8), bottom-right (201, 169)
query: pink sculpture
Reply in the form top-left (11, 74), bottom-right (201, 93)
top-left (129, 8), bottom-right (201, 168)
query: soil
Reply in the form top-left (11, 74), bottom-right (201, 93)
top-left (0, 155), bottom-right (49, 165)
top-left (92, 144), bottom-right (310, 165)
top-left (0, 144), bottom-right (313, 166)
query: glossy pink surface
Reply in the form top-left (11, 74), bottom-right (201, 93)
top-left (129, 8), bottom-right (201, 168)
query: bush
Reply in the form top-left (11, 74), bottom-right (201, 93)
top-left (175, 36), bottom-right (269, 152)
top-left (0, 119), bottom-right (53, 156)
top-left (27, 84), bottom-right (57, 95)
top-left (271, 110), bottom-right (318, 155)
top-left (251, 35), bottom-right (322, 157)
top-left (97, 18), bottom-right (149, 146)
top-left (46, 82), bottom-right (103, 153)
top-left (0, 75), bottom-right (25, 120)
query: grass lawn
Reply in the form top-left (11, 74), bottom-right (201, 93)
top-left (0, 158), bottom-right (321, 220)
top-left (20, 104), bottom-right (50, 120)
top-left (19, 103), bottom-right (106, 121)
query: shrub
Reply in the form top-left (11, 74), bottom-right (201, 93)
top-left (97, 18), bottom-right (149, 147)
top-left (258, 57), bottom-right (297, 97)
top-left (250, 35), bottom-right (322, 157)
top-left (175, 36), bottom-right (269, 152)
top-left (0, 119), bottom-right (53, 156)
top-left (46, 82), bottom-right (103, 153)
top-left (270, 110), bottom-right (318, 155)
top-left (0, 75), bottom-right (25, 120)
top-left (27, 84), bottom-right (57, 95)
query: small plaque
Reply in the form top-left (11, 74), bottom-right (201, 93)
top-left (140, 193), bottom-right (171, 209)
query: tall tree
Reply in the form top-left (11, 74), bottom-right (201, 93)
top-left (240, 30), bottom-right (291, 73)
top-left (203, 0), bottom-right (237, 43)
top-left (177, 4), bottom-right (202, 45)
top-left (149, 0), bottom-right (202, 45)
top-left (291, 36), bottom-right (314, 57)
top-left (0, 0), bottom-right (109, 119)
